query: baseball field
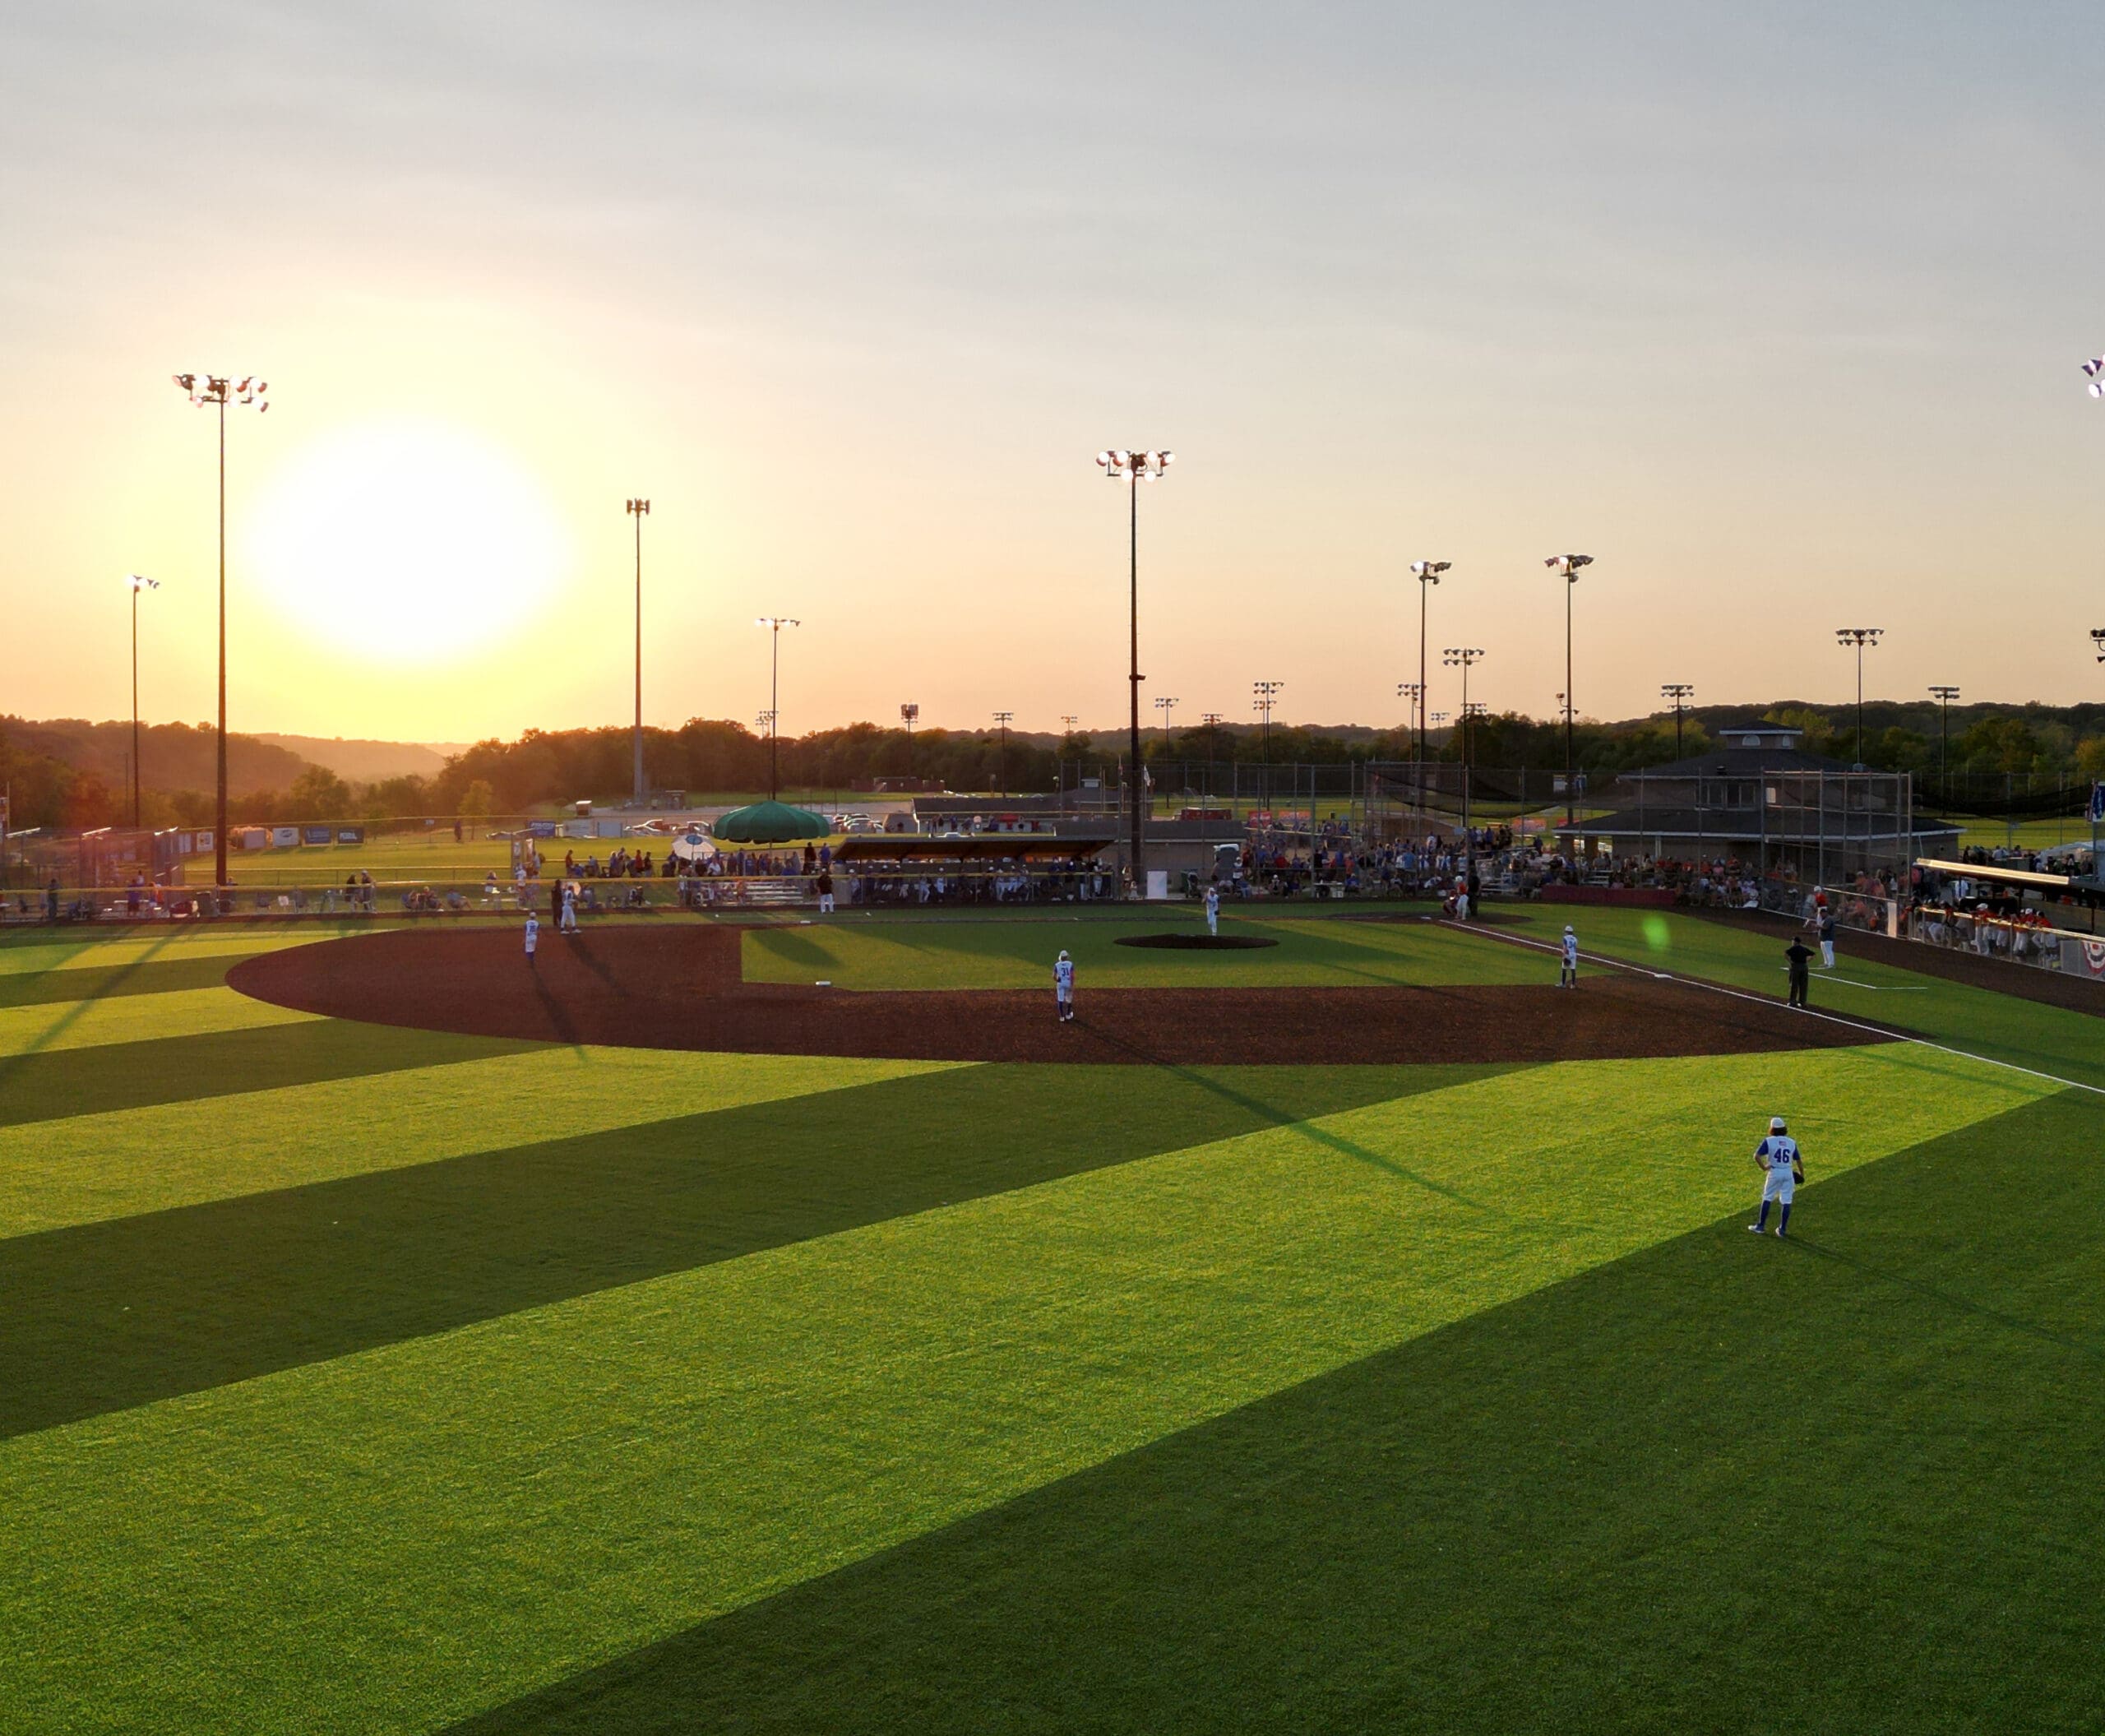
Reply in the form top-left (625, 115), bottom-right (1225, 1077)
top-left (2, 905), bottom-right (2100, 1731)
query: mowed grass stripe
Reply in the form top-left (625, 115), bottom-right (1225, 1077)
top-left (0, 1049), bottom-right (965, 1238)
top-left (468, 1090), bottom-right (2105, 1736)
top-left (0, 1020), bottom-right (535, 1129)
top-left (0, 1045), bottom-right (2043, 1733)
top-left (0, 928), bottom-right (377, 976)
top-left (0, 1062), bottom-right (1455, 1438)
top-left (0, 985), bottom-right (322, 1060)
top-left (0, 952), bottom-right (272, 1010)
top-left (743, 912), bottom-right (1544, 990)
top-left (1506, 905), bottom-right (2105, 1089)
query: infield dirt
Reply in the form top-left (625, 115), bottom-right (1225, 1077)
top-left (229, 924), bottom-right (1884, 1066)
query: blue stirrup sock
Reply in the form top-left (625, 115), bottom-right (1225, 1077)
top-left (1756, 1201), bottom-right (1770, 1229)
top-left (1779, 1201), bottom-right (1792, 1234)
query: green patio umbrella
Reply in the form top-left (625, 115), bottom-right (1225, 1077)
top-left (710, 800), bottom-right (833, 845)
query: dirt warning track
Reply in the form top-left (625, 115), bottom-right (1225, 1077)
top-left (227, 924), bottom-right (1884, 1066)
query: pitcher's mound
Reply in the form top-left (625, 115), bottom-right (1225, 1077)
top-left (1115, 933), bottom-right (1278, 951)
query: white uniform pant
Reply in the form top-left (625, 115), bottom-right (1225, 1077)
top-left (1207, 908), bottom-right (1219, 936)
top-left (1820, 939), bottom-right (1834, 968)
top-left (1760, 1168), bottom-right (1796, 1206)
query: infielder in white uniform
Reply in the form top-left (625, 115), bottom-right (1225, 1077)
top-left (1054, 949), bottom-right (1076, 1023)
top-left (1559, 924), bottom-right (1579, 988)
top-left (1205, 884), bottom-right (1220, 937)
top-left (1748, 1116), bottom-right (1804, 1237)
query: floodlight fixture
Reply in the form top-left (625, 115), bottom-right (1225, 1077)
top-left (2091, 628), bottom-right (2105, 661)
top-left (1834, 627), bottom-right (1884, 766)
top-left (755, 617), bottom-right (802, 799)
top-left (625, 498), bottom-right (651, 804)
top-left (1097, 444), bottom-right (1176, 888)
top-left (169, 368), bottom-right (271, 889)
top-left (1408, 560), bottom-right (1452, 776)
top-left (1661, 682), bottom-right (1695, 757)
top-left (1251, 680), bottom-right (1286, 809)
top-left (1927, 684), bottom-right (1960, 780)
top-left (126, 575), bottom-right (160, 829)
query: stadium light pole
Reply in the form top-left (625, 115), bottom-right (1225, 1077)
top-left (754, 617), bottom-right (799, 799)
top-left (626, 499), bottom-right (650, 805)
top-left (1545, 556), bottom-right (1593, 825)
top-left (1201, 711), bottom-right (1223, 816)
top-left (1396, 681), bottom-right (1423, 748)
top-left (127, 576), bottom-right (160, 830)
top-left (2093, 627), bottom-right (2105, 660)
top-left (1252, 679), bottom-right (1285, 816)
top-left (900, 703), bottom-right (918, 783)
top-left (1443, 649), bottom-right (1485, 850)
top-left (1098, 447), bottom-right (1173, 894)
top-left (1409, 562), bottom-right (1450, 831)
top-left (1661, 683), bottom-right (1695, 758)
top-left (1927, 685), bottom-right (1959, 783)
top-left (1834, 627), bottom-right (1883, 766)
top-left (992, 710), bottom-right (1014, 796)
top-left (170, 372), bottom-right (267, 891)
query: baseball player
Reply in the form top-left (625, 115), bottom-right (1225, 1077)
top-left (1748, 1115), bottom-right (1804, 1237)
top-left (1053, 949), bottom-right (1076, 1023)
top-left (523, 912), bottom-right (540, 966)
top-left (1559, 924), bottom-right (1579, 988)
top-left (560, 882), bottom-right (580, 934)
top-left (1205, 882), bottom-right (1220, 937)
top-left (817, 868), bottom-right (835, 915)
top-left (1818, 901), bottom-right (1837, 970)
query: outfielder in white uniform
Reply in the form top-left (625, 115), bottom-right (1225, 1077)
top-left (1749, 1116), bottom-right (1804, 1237)
top-left (523, 914), bottom-right (539, 965)
top-left (1559, 924), bottom-right (1579, 988)
top-left (1205, 884), bottom-right (1220, 937)
top-left (1053, 950), bottom-right (1076, 1024)
top-left (560, 883), bottom-right (579, 934)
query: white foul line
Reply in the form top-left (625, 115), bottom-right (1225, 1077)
top-left (1445, 920), bottom-right (2105, 1099)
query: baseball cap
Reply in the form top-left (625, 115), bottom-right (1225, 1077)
top-left (1770, 1116), bottom-right (1787, 1132)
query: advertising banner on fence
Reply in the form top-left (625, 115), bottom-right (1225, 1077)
top-left (301, 826), bottom-right (333, 846)
top-left (2066, 937), bottom-right (2105, 980)
top-left (335, 826), bottom-right (364, 845)
top-left (271, 826), bottom-right (299, 849)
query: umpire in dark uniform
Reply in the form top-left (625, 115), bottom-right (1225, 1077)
top-left (1785, 936), bottom-right (1813, 1008)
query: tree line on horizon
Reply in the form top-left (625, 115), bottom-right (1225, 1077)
top-left (3, 698), bottom-right (2102, 831)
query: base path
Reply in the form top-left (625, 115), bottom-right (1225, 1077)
top-left (228, 926), bottom-right (1882, 1066)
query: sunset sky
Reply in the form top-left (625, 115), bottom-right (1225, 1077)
top-left (4, 2), bottom-right (2103, 745)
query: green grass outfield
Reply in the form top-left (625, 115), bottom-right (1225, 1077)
top-left (0, 917), bottom-right (2099, 1731)
top-left (743, 909), bottom-right (1548, 989)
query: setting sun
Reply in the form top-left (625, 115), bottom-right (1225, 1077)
top-left (247, 422), bottom-right (567, 664)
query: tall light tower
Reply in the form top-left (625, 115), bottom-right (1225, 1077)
top-left (1154, 695), bottom-right (1178, 735)
top-left (1252, 679), bottom-right (1285, 815)
top-left (1396, 681), bottom-right (1423, 746)
top-left (754, 617), bottom-right (800, 799)
top-left (1097, 447), bottom-right (1173, 892)
top-left (1834, 627), bottom-right (1883, 766)
top-left (1661, 683), bottom-right (1695, 758)
top-left (127, 576), bottom-right (160, 830)
top-left (1201, 711), bottom-right (1224, 814)
top-left (170, 372), bottom-right (268, 891)
top-left (900, 703), bottom-right (918, 783)
top-left (626, 498), bottom-right (650, 805)
top-left (1414, 563), bottom-right (1448, 766)
top-left (1927, 685), bottom-right (1959, 783)
top-left (1545, 555), bottom-right (1593, 825)
top-left (992, 710), bottom-right (1014, 796)
top-left (1444, 649), bottom-right (1485, 850)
